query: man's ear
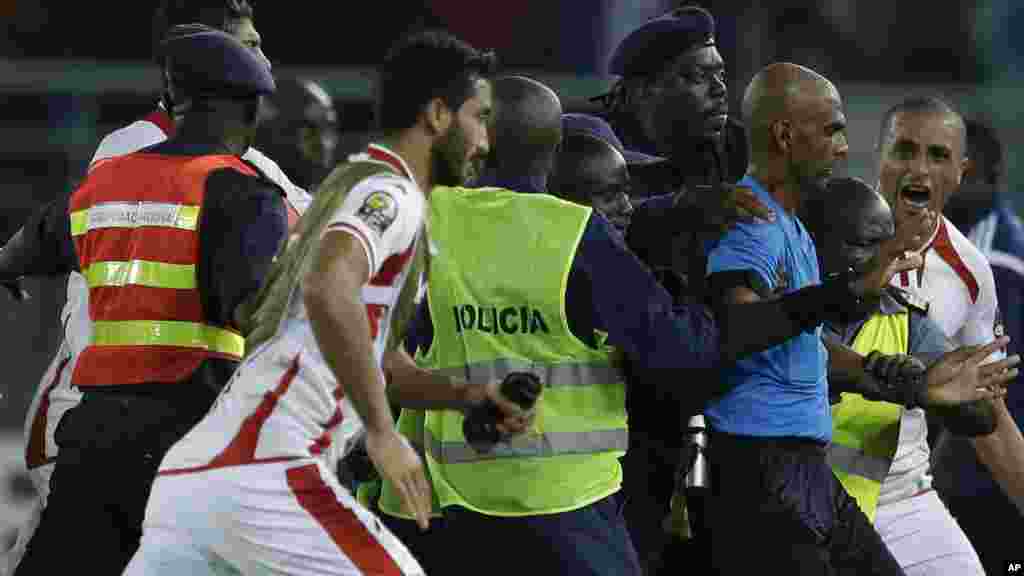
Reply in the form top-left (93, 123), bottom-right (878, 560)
top-left (770, 120), bottom-right (792, 153)
top-left (423, 97), bottom-right (452, 136)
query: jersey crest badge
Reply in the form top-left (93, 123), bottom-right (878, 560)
top-left (356, 190), bottom-right (398, 236)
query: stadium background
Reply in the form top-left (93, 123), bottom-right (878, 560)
top-left (0, 0), bottom-right (1021, 549)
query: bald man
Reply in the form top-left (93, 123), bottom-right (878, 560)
top-left (702, 63), bottom-right (927, 574)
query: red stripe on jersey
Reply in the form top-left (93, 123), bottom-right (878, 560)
top-left (24, 356), bottom-right (71, 469)
top-left (930, 219), bottom-right (980, 303)
top-left (899, 270), bottom-right (909, 287)
top-left (370, 242), bottom-right (415, 287)
top-left (159, 354), bottom-right (302, 475)
top-left (367, 144), bottom-right (412, 180)
top-left (308, 399), bottom-right (346, 456)
top-left (143, 109), bottom-right (176, 138)
top-left (285, 463), bottom-right (404, 575)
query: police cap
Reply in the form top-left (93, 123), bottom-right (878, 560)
top-left (608, 5), bottom-right (715, 78)
top-left (160, 24), bottom-right (275, 99)
top-left (561, 113), bottom-right (665, 166)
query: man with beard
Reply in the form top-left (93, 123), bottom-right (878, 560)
top-left (805, 177), bottom-right (1019, 575)
top-left (595, 5), bottom-right (744, 198)
top-left (873, 99), bottom-right (1024, 571)
top-left (701, 62), bottom-right (932, 574)
top-left (256, 75), bottom-right (340, 192)
top-left (119, 30), bottom-right (513, 576)
top-left (0, 28), bottom-right (286, 575)
top-left (596, 7), bottom-right (773, 571)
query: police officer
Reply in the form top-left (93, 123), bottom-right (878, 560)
top-left (0, 27), bottom-right (285, 575)
top-left (256, 74), bottom-right (340, 191)
top-left (594, 8), bottom-right (766, 570)
top-left (595, 5), bottom-right (745, 198)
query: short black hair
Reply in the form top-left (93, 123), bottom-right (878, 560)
top-left (153, 0), bottom-right (254, 59)
top-left (965, 118), bottom-right (1003, 185)
top-left (553, 132), bottom-right (620, 204)
top-left (879, 96), bottom-right (965, 155)
top-left (376, 29), bottom-right (497, 134)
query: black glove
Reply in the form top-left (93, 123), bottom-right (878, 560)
top-left (862, 351), bottom-right (927, 408)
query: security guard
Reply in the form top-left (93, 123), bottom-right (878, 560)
top-left (0, 27), bottom-right (285, 575)
top-left (593, 8), bottom-right (764, 570)
top-left (804, 177), bottom-right (1018, 574)
top-left (595, 5), bottom-right (746, 199)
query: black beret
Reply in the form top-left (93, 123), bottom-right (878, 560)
top-left (160, 24), bottom-right (275, 99)
top-left (608, 6), bottom-right (716, 78)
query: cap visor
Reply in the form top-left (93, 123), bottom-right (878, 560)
top-left (623, 149), bottom-right (667, 166)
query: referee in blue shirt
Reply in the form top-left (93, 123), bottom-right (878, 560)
top-left (702, 63), bottom-right (923, 574)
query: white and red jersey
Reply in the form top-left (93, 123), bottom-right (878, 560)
top-left (158, 144), bottom-right (425, 474)
top-left (880, 215), bottom-right (1003, 510)
top-left (22, 105), bottom-right (311, 484)
top-left (891, 214), bottom-right (1003, 355)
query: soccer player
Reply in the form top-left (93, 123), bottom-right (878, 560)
top-left (123, 30), bottom-right (519, 576)
top-left (876, 97), bottom-right (1024, 571)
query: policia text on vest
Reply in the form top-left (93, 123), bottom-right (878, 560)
top-left (453, 305), bottom-right (550, 335)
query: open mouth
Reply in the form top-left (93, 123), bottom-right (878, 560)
top-left (901, 184), bottom-right (931, 210)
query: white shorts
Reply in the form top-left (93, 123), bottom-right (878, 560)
top-left (875, 489), bottom-right (984, 575)
top-left (124, 459), bottom-right (424, 576)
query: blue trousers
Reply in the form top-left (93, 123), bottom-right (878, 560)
top-left (384, 493), bottom-right (642, 575)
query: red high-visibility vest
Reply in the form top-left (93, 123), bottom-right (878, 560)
top-left (69, 153), bottom-right (256, 386)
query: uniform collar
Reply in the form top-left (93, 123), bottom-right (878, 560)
top-left (366, 143), bottom-right (415, 181)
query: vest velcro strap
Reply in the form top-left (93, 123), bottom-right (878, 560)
top-left (828, 443), bottom-right (891, 483)
top-left (71, 203), bottom-right (201, 237)
top-left (424, 427), bottom-right (627, 464)
top-left (92, 320), bottom-right (244, 358)
top-left (433, 359), bottom-right (620, 388)
top-left (84, 260), bottom-right (196, 290)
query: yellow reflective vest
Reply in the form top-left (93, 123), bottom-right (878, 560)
top-left (828, 311), bottom-right (909, 522)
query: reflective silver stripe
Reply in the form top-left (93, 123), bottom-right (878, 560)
top-left (72, 202), bottom-right (200, 236)
top-left (827, 443), bottom-right (891, 482)
top-left (424, 428), bottom-right (627, 464)
top-left (433, 359), bottom-right (621, 388)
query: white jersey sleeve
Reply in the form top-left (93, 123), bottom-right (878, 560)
top-left (88, 120), bottom-right (168, 170)
top-left (242, 147), bottom-right (313, 215)
top-left (323, 174), bottom-right (423, 277)
top-left (957, 251), bottom-right (1006, 361)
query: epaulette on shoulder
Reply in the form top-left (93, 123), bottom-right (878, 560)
top-left (887, 286), bottom-right (930, 316)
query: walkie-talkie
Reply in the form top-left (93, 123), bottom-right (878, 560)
top-left (463, 372), bottom-right (542, 453)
